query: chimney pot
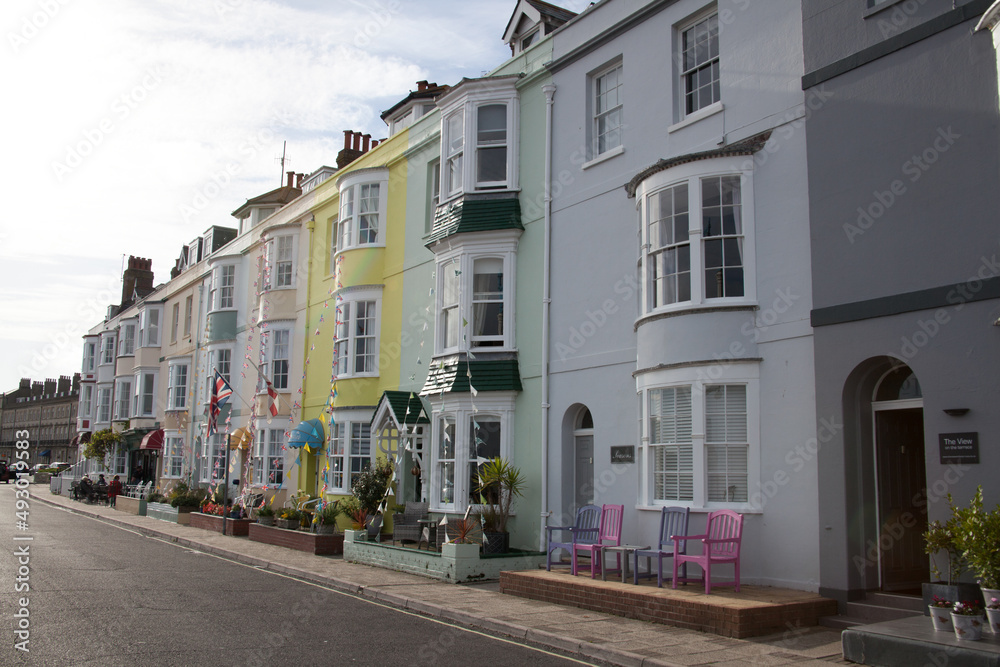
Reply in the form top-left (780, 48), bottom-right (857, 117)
top-left (286, 170), bottom-right (294, 187)
top-left (417, 80), bottom-right (428, 91)
top-left (343, 130), bottom-right (352, 150)
top-left (362, 134), bottom-right (371, 152)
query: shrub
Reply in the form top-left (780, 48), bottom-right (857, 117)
top-left (351, 459), bottom-right (393, 515)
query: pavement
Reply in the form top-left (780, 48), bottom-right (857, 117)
top-left (34, 487), bottom-right (850, 667)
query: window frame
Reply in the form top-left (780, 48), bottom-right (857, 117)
top-left (260, 328), bottom-right (292, 391)
top-left (335, 170), bottom-right (388, 253)
top-left (166, 359), bottom-right (190, 411)
top-left (80, 384), bottom-right (93, 419)
top-left (118, 321), bottom-right (136, 357)
top-left (163, 432), bottom-right (184, 478)
top-left (428, 396), bottom-right (514, 514)
top-left (113, 378), bottom-right (132, 421)
top-left (132, 370), bottom-right (157, 418)
top-left (637, 365), bottom-right (759, 511)
top-left (433, 237), bottom-right (517, 355)
top-left (200, 433), bottom-right (226, 483)
top-left (678, 8), bottom-right (720, 119)
top-left (325, 410), bottom-right (374, 494)
top-left (82, 340), bottom-right (97, 373)
top-left (637, 158), bottom-right (756, 317)
top-left (139, 307), bottom-right (162, 347)
top-left (271, 234), bottom-right (296, 289)
top-left (254, 428), bottom-right (285, 487)
top-left (591, 60), bottom-right (624, 160)
top-left (100, 334), bottom-right (116, 365)
top-left (96, 386), bottom-right (112, 424)
top-left (333, 288), bottom-right (382, 379)
top-left (184, 296), bottom-right (193, 337)
top-left (206, 348), bottom-right (232, 403)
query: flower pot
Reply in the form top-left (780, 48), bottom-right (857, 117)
top-left (983, 588), bottom-right (1000, 607)
top-left (316, 523), bottom-right (336, 535)
top-left (987, 608), bottom-right (1000, 635)
top-left (929, 606), bottom-right (953, 631)
top-left (276, 518), bottom-right (298, 530)
top-left (951, 613), bottom-right (985, 641)
top-left (257, 516), bottom-right (274, 527)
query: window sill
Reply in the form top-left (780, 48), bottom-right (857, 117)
top-left (582, 145), bottom-right (624, 170)
top-left (668, 101), bottom-right (724, 134)
top-left (637, 503), bottom-right (762, 515)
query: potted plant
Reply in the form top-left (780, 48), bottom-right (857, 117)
top-left (313, 501), bottom-right (342, 535)
top-left (351, 460), bottom-right (393, 540)
top-left (952, 486), bottom-right (1000, 601)
top-left (922, 495), bottom-right (981, 613)
top-left (928, 596), bottom-right (953, 631)
top-left (256, 503), bottom-right (275, 526)
top-left (277, 507), bottom-right (302, 530)
top-left (951, 600), bottom-right (985, 641)
top-left (476, 457), bottom-right (525, 554)
top-left (986, 597), bottom-right (1000, 635)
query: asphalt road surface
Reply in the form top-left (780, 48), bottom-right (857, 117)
top-left (0, 483), bottom-right (593, 666)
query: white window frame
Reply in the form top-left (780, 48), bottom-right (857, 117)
top-left (118, 321), bottom-right (136, 356)
top-left (100, 334), bottom-right (116, 365)
top-left (132, 370), bottom-right (157, 418)
top-left (171, 303), bottom-right (180, 343)
top-left (259, 328), bottom-right (290, 391)
top-left (326, 409), bottom-right (374, 494)
top-left (591, 60), bottom-right (623, 159)
top-left (336, 170), bottom-right (388, 252)
top-left (637, 158), bottom-right (756, 316)
top-left (184, 296), bottom-right (193, 337)
top-left (438, 81), bottom-right (519, 202)
top-left (433, 234), bottom-right (518, 355)
top-left (270, 234), bottom-right (296, 289)
top-left (206, 347), bottom-right (232, 403)
top-left (139, 307), bottom-right (162, 347)
top-left (211, 264), bottom-right (237, 311)
top-left (678, 8), bottom-right (720, 120)
top-left (166, 359), bottom-right (190, 410)
top-left (163, 432), bottom-right (184, 478)
top-left (334, 288), bottom-right (382, 379)
top-left (428, 396), bottom-right (514, 514)
top-left (637, 365), bottom-right (759, 511)
top-left (83, 340), bottom-right (97, 373)
top-left (113, 379), bottom-right (132, 421)
top-left (80, 385), bottom-right (93, 419)
top-left (426, 159), bottom-right (440, 234)
top-left (254, 428), bottom-right (285, 487)
top-left (96, 386), bottom-right (112, 424)
top-left (201, 433), bottom-right (226, 483)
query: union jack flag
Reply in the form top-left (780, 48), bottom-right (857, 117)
top-left (208, 369), bottom-right (233, 436)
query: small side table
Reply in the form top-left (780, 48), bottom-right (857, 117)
top-left (417, 519), bottom-right (438, 551)
top-left (601, 545), bottom-right (650, 584)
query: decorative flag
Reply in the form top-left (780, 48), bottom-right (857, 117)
top-left (265, 378), bottom-right (279, 422)
top-left (207, 369), bottom-right (233, 436)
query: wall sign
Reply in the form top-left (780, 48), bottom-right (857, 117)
top-left (611, 446), bottom-right (634, 464)
top-left (939, 432), bottom-right (979, 464)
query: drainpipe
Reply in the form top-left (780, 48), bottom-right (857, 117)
top-left (188, 283), bottom-right (204, 491)
top-left (540, 83), bottom-right (556, 550)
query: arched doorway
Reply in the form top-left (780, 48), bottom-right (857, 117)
top-left (871, 364), bottom-right (928, 592)
top-left (574, 408), bottom-right (594, 510)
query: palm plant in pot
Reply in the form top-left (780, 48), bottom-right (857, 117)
top-left (476, 457), bottom-right (525, 554)
top-left (313, 501), bottom-right (342, 535)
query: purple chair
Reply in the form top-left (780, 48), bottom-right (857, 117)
top-left (572, 504), bottom-right (624, 579)
top-left (546, 504), bottom-right (601, 570)
top-left (672, 509), bottom-right (743, 594)
top-left (633, 506), bottom-right (689, 587)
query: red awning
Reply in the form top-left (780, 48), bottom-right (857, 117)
top-left (139, 429), bottom-right (164, 451)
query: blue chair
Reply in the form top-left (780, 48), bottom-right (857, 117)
top-left (546, 505), bottom-right (601, 570)
top-left (634, 506), bottom-right (690, 587)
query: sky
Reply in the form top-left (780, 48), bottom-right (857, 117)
top-left (0, 0), bottom-right (575, 393)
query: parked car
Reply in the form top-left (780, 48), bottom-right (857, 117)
top-left (0, 461), bottom-right (11, 483)
top-left (50, 462), bottom-right (71, 472)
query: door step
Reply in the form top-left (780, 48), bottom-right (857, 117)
top-left (819, 593), bottom-right (924, 630)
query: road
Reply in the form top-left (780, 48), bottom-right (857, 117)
top-left (0, 482), bottom-right (593, 666)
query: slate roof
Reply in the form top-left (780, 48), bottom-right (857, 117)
top-left (425, 194), bottom-right (523, 246)
top-left (373, 390), bottom-right (431, 426)
top-left (421, 359), bottom-right (523, 395)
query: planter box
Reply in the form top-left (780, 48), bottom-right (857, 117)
top-left (248, 523), bottom-right (344, 555)
top-left (188, 512), bottom-right (253, 536)
top-left (922, 582), bottom-right (983, 615)
top-left (115, 495), bottom-right (147, 516)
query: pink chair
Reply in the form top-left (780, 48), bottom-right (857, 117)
top-left (671, 510), bottom-right (743, 594)
top-left (572, 504), bottom-right (623, 578)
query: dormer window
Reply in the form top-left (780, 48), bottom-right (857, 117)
top-left (519, 28), bottom-right (539, 51)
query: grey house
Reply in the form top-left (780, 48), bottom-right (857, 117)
top-left (802, 0), bottom-right (1000, 606)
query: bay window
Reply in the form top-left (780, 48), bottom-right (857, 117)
top-left (210, 264), bottom-right (236, 310)
top-left (96, 386), bottom-right (112, 424)
top-left (118, 321), bottom-right (136, 356)
top-left (100, 334), bottom-right (116, 365)
top-left (639, 368), bottom-right (757, 508)
top-left (638, 160), bottom-right (754, 315)
top-left (261, 329), bottom-right (290, 390)
top-left (82, 339), bottom-right (97, 373)
top-left (434, 243), bottom-right (516, 354)
top-left (114, 379), bottom-right (132, 421)
top-left (328, 415), bottom-right (372, 493)
top-left (437, 79), bottom-right (518, 200)
top-left (133, 370), bottom-right (156, 417)
top-left (254, 428), bottom-right (285, 486)
top-left (80, 385), bottom-right (93, 419)
top-left (139, 307), bottom-right (161, 347)
top-left (336, 170), bottom-right (388, 251)
top-left (274, 235), bottom-right (295, 288)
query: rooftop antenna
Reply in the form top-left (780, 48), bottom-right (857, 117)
top-left (275, 140), bottom-right (290, 186)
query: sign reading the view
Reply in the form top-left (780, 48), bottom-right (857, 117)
top-left (611, 446), bottom-right (634, 464)
top-left (939, 432), bottom-right (979, 464)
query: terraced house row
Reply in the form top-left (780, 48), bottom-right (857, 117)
top-left (68, 0), bottom-right (1000, 606)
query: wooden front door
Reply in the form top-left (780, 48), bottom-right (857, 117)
top-left (875, 408), bottom-right (929, 592)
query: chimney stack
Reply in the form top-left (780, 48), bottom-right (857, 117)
top-left (417, 80), bottom-right (428, 92)
top-left (296, 172), bottom-right (304, 188)
top-left (286, 170), bottom-right (295, 188)
top-left (121, 256), bottom-right (154, 309)
top-left (362, 134), bottom-right (371, 152)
